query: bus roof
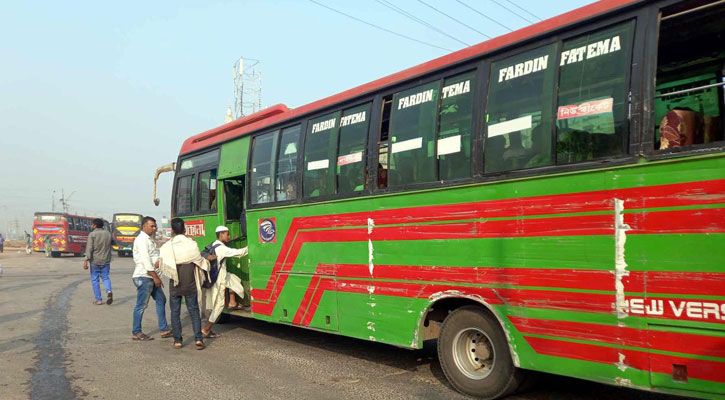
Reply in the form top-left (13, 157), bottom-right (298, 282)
top-left (179, 0), bottom-right (639, 156)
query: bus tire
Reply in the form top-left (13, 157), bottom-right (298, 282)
top-left (51, 251), bottom-right (61, 258)
top-left (437, 305), bottom-right (525, 399)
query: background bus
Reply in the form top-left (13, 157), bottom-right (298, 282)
top-left (155, 0), bottom-right (725, 398)
top-left (32, 212), bottom-right (99, 258)
top-left (111, 213), bottom-right (143, 257)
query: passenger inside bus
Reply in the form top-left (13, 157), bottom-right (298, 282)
top-left (655, 0), bottom-right (725, 149)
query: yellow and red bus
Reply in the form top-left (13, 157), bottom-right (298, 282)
top-left (32, 212), bottom-right (101, 257)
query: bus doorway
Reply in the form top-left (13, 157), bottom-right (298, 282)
top-left (220, 176), bottom-right (251, 310)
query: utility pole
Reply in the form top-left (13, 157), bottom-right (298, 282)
top-left (58, 189), bottom-right (76, 214)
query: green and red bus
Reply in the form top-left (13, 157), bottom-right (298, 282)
top-left (155, 0), bottom-right (725, 398)
top-left (32, 212), bottom-right (101, 257)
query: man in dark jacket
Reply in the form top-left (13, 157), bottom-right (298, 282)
top-left (84, 218), bottom-right (113, 305)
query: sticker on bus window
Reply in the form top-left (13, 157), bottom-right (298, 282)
top-left (488, 115), bottom-right (532, 137)
top-left (391, 137), bottom-right (423, 153)
top-left (437, 135), bottom-right (461, 156)
top-left (337, 151), bottom-right (363, 166)
top-left (307, 159), bottom-right (330, 171)
top-left (185, 219), bottom-right (206, 237)
top-left (557, 98), bottom-right (613, 120)
top-left (258, 218), bottom-right (277, 243)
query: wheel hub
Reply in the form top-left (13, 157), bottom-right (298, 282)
top-left (452, 327), bottom-right (495, 380)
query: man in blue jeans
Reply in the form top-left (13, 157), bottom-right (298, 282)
top-left (131, 216), bottom-right (172, 341)
top-left (158, 218), bottom-right (208, 350)
top-left (83, 219), bottom-right (113, 305)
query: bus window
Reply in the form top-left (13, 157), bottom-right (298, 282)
top-left (388, 81), bottom-right (439, 187)
top-left (179, 149), bottom-right (219, 171)
top-left (556, 21), bottom-right (634, 164)
top-left (337, 103), bottom-right (370, 194)
top-left (198, 169), bottom-right (217, 212)
top-left (176, 175), bottom-right (194, 214)
top-left (224, 178), bottom-right (244, 221)
top-left (250, 131), bottom-right (277, 205)
top-left (275, 125), bottom-right (300, 201)
top-left (377, 96), bottom-right (392, 189)
top-left (304, 111), bottom-right (340, 198)
top-left (486, 44), bottom-right (556, 173)
top-left (654, 1), bottom-right (725, 149)
top-left (438, 71), bottom-right (475, 180)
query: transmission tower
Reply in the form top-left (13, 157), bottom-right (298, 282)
top-left (233, 57), bottom-right (263, 119)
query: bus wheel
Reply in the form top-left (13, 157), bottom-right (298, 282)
top-left (438, 305), bottom-right (524, 399)
top-left (51, 251), bottom-right (61, 258)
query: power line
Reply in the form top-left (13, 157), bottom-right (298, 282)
top-left (489, 0), bottom-right (535, 24)
top-left (455, 0), bottom-right (512, 32)
top-left (416, 0), bottom-right (491, 39)
top-left (308, 0), bottom-right (453, 52)
top-left (376, 0), bottom-right (470, 47)
top-left (503, 0), bottom-right (542, 21)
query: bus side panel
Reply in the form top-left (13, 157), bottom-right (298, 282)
top-left (246, 154), bottom-right (725, 396)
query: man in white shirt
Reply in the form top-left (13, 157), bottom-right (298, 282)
top-left (131, 216), bottom-right (172, 341)
top-left (201, 225), bottom-right (248, 338)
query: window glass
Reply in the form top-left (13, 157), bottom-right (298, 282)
top-left (179, 149), bottom-right (219, 171)
top-left (654, 1), bottom-right (725, 149)
top-left (337, 103), bottom-right (370, 194)
top-left (438, 71), bottom-right (475, 179)
top-left (388, 81), bottom-right (439, 187)
top-left (376, 97), bottom-right (393, 189)
top-left (70, 218), bottom-right (77, 231)
top-left (198, 169), bottom-right (217, 212)
top-left (250, 131), bottom-right (277, 205)
top-left (275, 125), bottom-right (300, 201)
top-left (224, 178), bottom-right (244, 221)
top-left (304, 111), bottom-right (340, 198)
top-left (485, 44), bottom-right (556, 173)
top-left (176, 175), bottom-right (194, 214)
top-left (556, 22), bottom-right (633, 164)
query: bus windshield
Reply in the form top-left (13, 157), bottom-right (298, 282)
top-left (35, 213), bottom-right (62, 223)
top-left (113, 214), bottom-right (142, 225)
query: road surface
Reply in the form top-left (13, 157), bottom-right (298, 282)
top-left (0, 250), bottom-right (688, 399)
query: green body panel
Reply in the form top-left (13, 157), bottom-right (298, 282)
top-left (241, 153), bottom-right (725, 397)
top-left (218, 137), bottom-right (249, 179)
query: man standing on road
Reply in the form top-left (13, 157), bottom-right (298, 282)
top-left (44, 235), bottom-right (52, 257)
top-left (158, 218), bottom-right (209, 350)
top-left (0, 234), bottom-right (4, 253)
top-left (83, 219), bottom-right (113, 305)
top-left (131, 216), bottom-right (172, 341)
top-left (201, 226), bottom-right (248, 338)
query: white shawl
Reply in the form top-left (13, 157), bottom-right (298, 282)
top-left (158, 235), bottom-right (210, 306)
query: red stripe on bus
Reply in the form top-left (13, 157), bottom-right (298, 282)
top-left (292, 275), bottom-right (321, 325)
top-left (525, 336), bottom-right (725, 383)
top-left (509, 317), bottom-right (725, 359)
top-left (251, 180), bottom-right (725, 313)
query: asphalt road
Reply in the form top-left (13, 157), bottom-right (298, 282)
top-left (0, 250), bottom-right (688, 400)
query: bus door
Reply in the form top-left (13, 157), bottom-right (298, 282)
top-left (220, 176), bottom-right (251, 307)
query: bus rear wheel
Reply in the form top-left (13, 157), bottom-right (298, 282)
top-left (438, 305), bottom-right (525, 399)
top-left (51, 251), bottom-right (61, 258)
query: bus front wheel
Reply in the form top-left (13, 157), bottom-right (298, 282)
top-left (438, 305), bottom-right (525, 399)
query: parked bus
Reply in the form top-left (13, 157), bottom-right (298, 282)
top-left (111, 213), bottom-right (143, 257)
top-left (154, 0), bottom-right (725, 398)
top-left (32, 212), bottom-right (99, 257)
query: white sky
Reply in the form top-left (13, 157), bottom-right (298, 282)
top-left (0, 0), bottom-right (592, 237)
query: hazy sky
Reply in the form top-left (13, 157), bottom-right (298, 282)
top-left (0, 0), bottom-right (591, 237)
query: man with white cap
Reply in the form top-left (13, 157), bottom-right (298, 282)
top-left (201, 225), bottom-right (248, 338)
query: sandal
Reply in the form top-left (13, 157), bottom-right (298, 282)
top-left (132, 333), bottom-right (154, 341)
top-left (160, 330), bottom-right (174, 338)
top-left (93, 301), bottom-right (103, 305)
top-left (202, 330), bottom-right (220, 338)
top-left (173, 342), bottom-right (182, 349)
top-left (106, 292), bottom-right (113, 305)
top-left (195, 340), bottom-right (205, 350)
